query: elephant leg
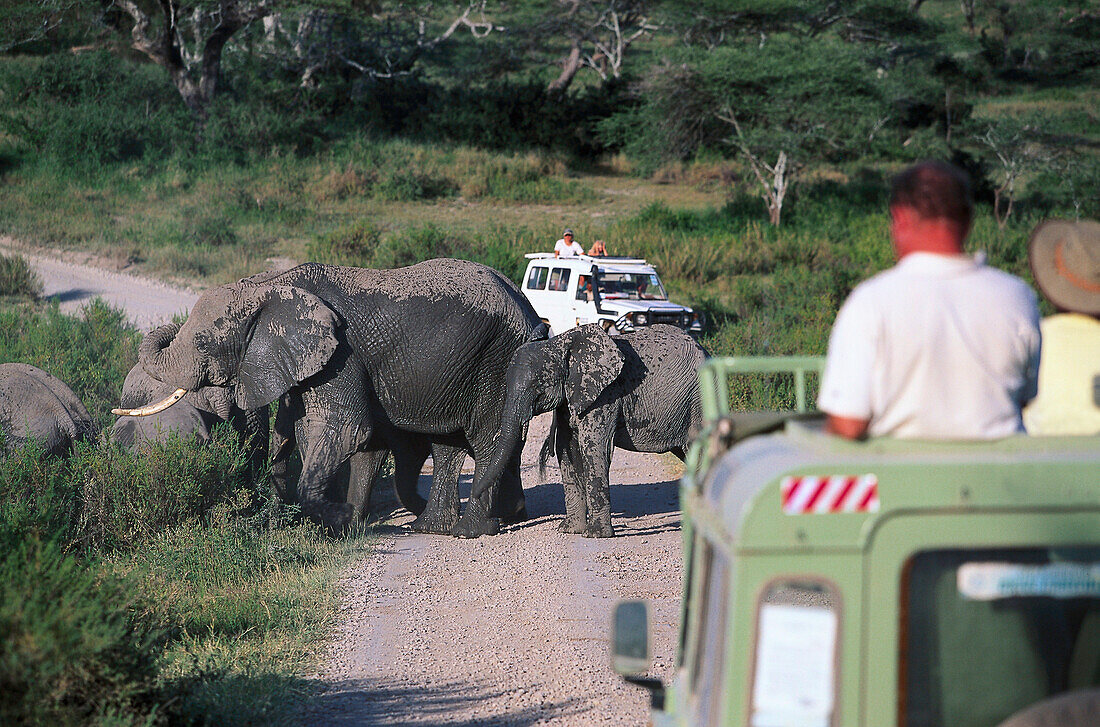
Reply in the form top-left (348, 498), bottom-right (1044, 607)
top-left (493, 448), bottom-right (528, 524)
top-left (346, 448), bottom-right (390, 521)
top-left (270, 398), bottom-right (298, 503)
top-left (296, 415), bottom-right (358, 534)
top-left (390, 436), bottom-right (430, 517)
top-left (450, 438), bottom-right (503, 539)
top-left (410, 443), bottom-right (465, 534)
top-left (557, 415), bottom-right (587, 534)
top-left (575, 411), bottom-right (616, 538)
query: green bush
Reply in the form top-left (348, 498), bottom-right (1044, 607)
top-left (0, 535), bottom-right (164, 727)
top-left (76, 428), bottom-right (252, 552)
top-left (307, 219), bottom-right (383, 267)
top-left (0, 253), bottom-right (41, 298)
top-left (0, 299), bottom-right (141, 430)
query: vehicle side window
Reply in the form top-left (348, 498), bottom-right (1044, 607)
top-left (527, 266), bottom-right (548, 290)
top-left (548, 267), bottom-right (570, 292)
top-left (689, 540), bottom-right (731, 727)
top-left (749, 578), bottom-right (840, 727)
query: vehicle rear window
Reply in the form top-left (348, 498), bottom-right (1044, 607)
top-left (901, 547), bottom-right (1100, 727)
top-left (548, 267), bottom-right (570, 291)
top-left (527, 266), bottom-right (548, 290)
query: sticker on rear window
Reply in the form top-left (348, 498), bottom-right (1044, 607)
top-left (958, 562), bottom-right (1100, 601)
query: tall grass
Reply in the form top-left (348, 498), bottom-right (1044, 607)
top-left (0, 253), bottom-right (42, 297)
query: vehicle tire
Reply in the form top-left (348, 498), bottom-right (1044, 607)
top-left (997, 689), bottom-right (1100, 727)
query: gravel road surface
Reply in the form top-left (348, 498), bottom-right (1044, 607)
top-left (302, 413), bottom-right (684, 726)
top-left (7, 242), bottom-right (686, 724)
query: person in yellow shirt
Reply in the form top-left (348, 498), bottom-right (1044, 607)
top-left (1023, 219), bottom-right (1100, 435)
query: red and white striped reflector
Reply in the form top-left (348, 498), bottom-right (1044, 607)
top-left (781, 475), bottom-right (880, 515)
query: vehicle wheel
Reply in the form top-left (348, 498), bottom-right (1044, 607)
top-left (997, 689), bottom-right (1100, 727)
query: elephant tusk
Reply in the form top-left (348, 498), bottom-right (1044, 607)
top-left (112, 388), bottom-right (188, 417)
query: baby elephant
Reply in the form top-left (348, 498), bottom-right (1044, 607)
top-left (0, 363), bottom-right (97, 457)
top-left (456, 323), bottom-right (706, 538)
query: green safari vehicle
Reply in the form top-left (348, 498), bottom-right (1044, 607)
top-left (612, 356), bottom-right (1100, 727)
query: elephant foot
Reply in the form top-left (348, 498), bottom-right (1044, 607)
top-left (557, 515), bottom-right (586, 534)
top-left (584, 521), bottom-right (615, 538)
top-left (409, 509), bottom-right (459, 535)
top-left (500, 504), bottom-right (529, 525)
top-left (304, 501), bottom-right (355, 536)
top-left (451, 516), bottom-right (500, 539)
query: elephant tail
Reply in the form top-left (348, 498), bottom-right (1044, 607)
top-left (538, 415), bottom-right (558, 479)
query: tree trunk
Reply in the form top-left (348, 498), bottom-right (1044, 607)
top-left (547, 43), bottom-right (583, 94)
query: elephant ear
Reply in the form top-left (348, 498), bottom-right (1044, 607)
top-left (565, 324), bottom-right (625, 417)
top-left (236, 286), bottom-right (340, 410)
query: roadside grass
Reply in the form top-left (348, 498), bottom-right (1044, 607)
top-left (0, 298), bottom-right (369, 726)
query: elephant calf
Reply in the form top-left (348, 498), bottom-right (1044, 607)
top-left (457, 323), bottom-right (707, 538)
top-left (0, 362), bottom-right (96, 457)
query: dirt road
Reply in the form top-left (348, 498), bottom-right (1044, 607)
top-left (0, 237), bottom-right (198, 331)
top-left (8, 242), bottom-right (685, 724)
top-left (303, 414), bottom-right (684, 726)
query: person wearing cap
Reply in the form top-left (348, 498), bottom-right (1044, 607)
top-left (1023, 219), bottom-right (1100, 435)
top-left (554, 229), bottom-right (584, 258)
top-left (818, 160), bottom-right (1042, 440)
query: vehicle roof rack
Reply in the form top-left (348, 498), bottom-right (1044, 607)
top-left (524, 253), bottom-right (650, 265)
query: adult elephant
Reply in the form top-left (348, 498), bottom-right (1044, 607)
top-left (456, 324), bottom-right (706, 538)
top-left (116, 259), bottom-right (546, 534)
top-left (109, 332), bottom-right (269, 477)
top-left (0, 363), bottom-right (97, 457)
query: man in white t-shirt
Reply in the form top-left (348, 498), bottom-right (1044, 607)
top-left (554, 229), bottom-right (584, 257)
top-left (817, 160), bottom-right (1041, 440)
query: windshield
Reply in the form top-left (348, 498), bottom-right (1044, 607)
top-left (902, 547), bottom-right (1100, 727)
top-left (594, 271), bottom-right (667, 301)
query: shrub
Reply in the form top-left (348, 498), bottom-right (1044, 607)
top-left (0, 535), bottom-right (163, 727)
top-left (0, 253), bottom-right (41, 298)
top-left (307, 219), bottom-right (383, 267)
top-left (182, 210), bottom-right (239, 247)
top-left (0, 299), bottom-right (140, 430)
top-left (77, 427), bottom-right (253, 552)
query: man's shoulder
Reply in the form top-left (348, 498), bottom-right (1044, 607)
top-left (970, 265), bottom-right (1038, 305)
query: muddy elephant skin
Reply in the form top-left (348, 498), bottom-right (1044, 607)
top-left (126, 259), bottom-right (546, 534)
top-left (461, 324), bottom-right (706, 538)
top-left (0, 363), bottom-right (97, 457)
top-left (108, 333), bottom-right (269, 476)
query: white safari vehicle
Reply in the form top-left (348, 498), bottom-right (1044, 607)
top-left (521, 253), bottom-right (704, 335)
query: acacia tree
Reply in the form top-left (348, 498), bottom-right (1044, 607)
top-left (971, 117), bottom-right (1053, 229)
top-left (708, 38), bottom-right (891, 226)
top-left (539, 0), bottom-right (659, 94)
top-left (260, 2), bottom-right (500, 88)
top-left (28, 0), bottom-right (501, 123)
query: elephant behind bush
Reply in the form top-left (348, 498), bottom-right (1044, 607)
top-left (0, 363), bottom-right (97, 457)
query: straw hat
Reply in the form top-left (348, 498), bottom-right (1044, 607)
top-left (1028, 219), bottom-right (1100, 316)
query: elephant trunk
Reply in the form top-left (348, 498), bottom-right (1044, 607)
top-left (138, 321), bottom-right (204, 391)
top-left (469, 388), bottom-right (538, 503)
